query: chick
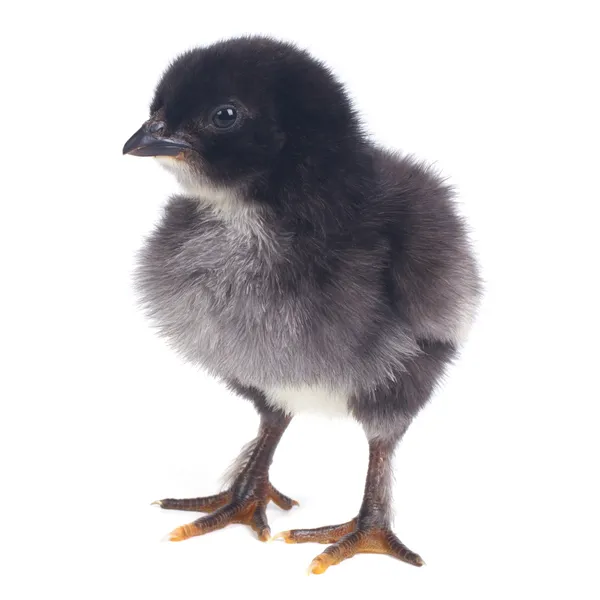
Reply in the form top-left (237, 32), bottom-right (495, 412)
top-left (123, 36), bottom-right (482, 574)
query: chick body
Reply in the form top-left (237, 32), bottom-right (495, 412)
top-left (125, 37), bottom-right (482, 571)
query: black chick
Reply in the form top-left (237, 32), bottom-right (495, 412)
top-left (123, 36), bottom-right (482, 574)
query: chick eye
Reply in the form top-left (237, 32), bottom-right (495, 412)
top-left (212, 106), bottom-right (238, 129)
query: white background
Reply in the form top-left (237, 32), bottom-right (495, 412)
top-left (1, 1), bottom-right (599, 598)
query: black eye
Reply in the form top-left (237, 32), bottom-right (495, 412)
top-left (212, 106), bottom-right (238, 129)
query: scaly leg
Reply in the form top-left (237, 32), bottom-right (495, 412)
top-left (154, 409), bottom-right (297, 542)
top-left (276, 437), bottom-right (423, 574)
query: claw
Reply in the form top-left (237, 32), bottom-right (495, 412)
top-left (151, 500), bottom-right (163, 507)
top-left (271, 530), bottom-right (291, 542)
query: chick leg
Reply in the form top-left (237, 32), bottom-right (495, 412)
top-left (154, 409), bottom-right (297, 542)
top-left (277, 437), bottom-right (423, 574)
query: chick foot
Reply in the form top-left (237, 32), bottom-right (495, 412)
top-left (155, 483), bottom-right (298, 542)
top-left (276, 519), bottom-right (423, 574)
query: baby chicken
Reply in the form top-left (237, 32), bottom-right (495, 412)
top-left (123, 36), bottom-right (482, 574)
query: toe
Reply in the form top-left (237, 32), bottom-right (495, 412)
top-left (282, 520), bottom-right (357, 544)
top-left (268, 484), bottom-right (299, 510)
top-left (308, 553), bottom-right (335, 575)
top-left (384, 530), bottom-right (425, 566)
top-left (155, 492), bottom-right (231, 513)
top-left (169, 523), bottom-right (199, 542)
top-left (249, 506), bottom-right (271, 541)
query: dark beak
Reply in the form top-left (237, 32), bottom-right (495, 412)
top-left (122, 124), bottom-right (192, 157)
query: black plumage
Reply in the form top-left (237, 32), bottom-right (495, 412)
top-left (123, 36), bottom-right (482, 574)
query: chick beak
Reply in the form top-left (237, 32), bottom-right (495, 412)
top-left (122, 122), bottom-right (191, 157)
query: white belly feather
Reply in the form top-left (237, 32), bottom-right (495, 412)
top-left (264, 385), bottom-right (350, 416)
